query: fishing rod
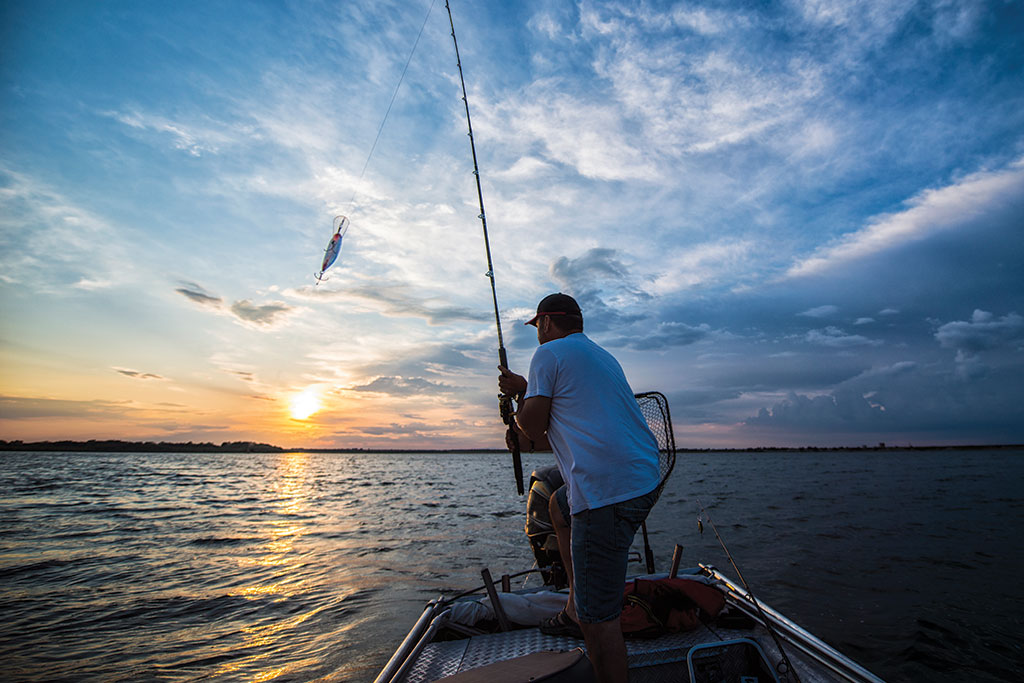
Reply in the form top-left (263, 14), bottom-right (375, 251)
top-left (697, 498), bottom-right (802, 683)
top-left (444, 1), bottom-right (524, 496)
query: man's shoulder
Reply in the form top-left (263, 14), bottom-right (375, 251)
top-left (548, 332), bottom-right (592, 350)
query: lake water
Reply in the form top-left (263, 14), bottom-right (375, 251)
top-left (1, 449), bottom-right (1022, 681)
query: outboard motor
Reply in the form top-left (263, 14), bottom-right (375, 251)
top-left (524, 465), bottom-right (568, 589)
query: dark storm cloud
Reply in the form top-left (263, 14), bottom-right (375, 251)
top-left (745, 388), bottom-right (888, 431)
top-left (744, 356), bottom-right (1024, 442)
top-left (704, 352), bottom-right (871, 393)
top-left (934, 310), bottom-right (1024, 353)
top-left (663, 387), bottom-right (744, 420)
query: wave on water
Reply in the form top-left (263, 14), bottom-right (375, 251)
top-left (0, 449), bottom-right (1022, 681)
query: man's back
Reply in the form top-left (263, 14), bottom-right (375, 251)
top-left (525, 332), bottom-right (660, 513)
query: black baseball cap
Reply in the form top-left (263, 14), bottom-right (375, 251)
top-left (525, 293), bottom-right (583, 326)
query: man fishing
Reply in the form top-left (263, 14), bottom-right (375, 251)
top-left (498, 292), bottom-right (661, 683)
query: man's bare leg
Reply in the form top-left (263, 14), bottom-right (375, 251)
top-left (549, 495), bottom-right (630, 682)
top-left (579, 618), bottom-right (628, 683)
top-left (548, 492), bottom-right (577, 622)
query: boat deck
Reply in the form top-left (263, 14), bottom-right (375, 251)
top-left (405, 614), bottom-right (846, 682)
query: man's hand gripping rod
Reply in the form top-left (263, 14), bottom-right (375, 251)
top-left (499, 349), bottom-right (525, 496)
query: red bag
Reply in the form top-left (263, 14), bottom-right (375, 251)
top-left (620, 577), bottom-right (726, 638)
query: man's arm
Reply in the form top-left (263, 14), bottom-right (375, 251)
top-left (498, 365), bottom-right (552, 450)
top-left (506, 398), bottom-right (551, 451)
top-left (515, 395), bottom-right (551, 444)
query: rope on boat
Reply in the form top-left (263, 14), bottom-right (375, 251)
top-left (697, 498), bottom-right (803, 683)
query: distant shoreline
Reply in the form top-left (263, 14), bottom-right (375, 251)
top-left (1, 439), bottom-right (1020, 454)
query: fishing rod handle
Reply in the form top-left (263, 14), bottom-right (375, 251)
top-left (497, 347), bottom-right (524, 495)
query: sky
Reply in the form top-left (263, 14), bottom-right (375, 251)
top-left (1, 0), bottom-right (1022, 449)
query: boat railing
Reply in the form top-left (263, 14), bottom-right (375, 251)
top-left (700, 564), bottom-right (886, 683)
top-left (373, 598), bottom-right (446, 683)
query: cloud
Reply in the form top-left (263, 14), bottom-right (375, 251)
top-left (787, 159), bottom-right (1024, 277)
top-left (0, 395), bottom-right (143, 420)
top-left (804, 326), bottom-right (881, 348)
top-left (744, 355), bottom-right (1024, 441)
top-left (745, 388), bottom-right (888, 431)
top-left (493, 156), bottom-right (556, 181)
top-left (349, 376), bottom-right (457, 396)
top-left (648, 240), bottom-right (756, 295)
top-left (799, 304), bottom-right (838, 318)
top-left (229, 299), bottom-right (293, 326)
top-left (292, 283), bottom-right (490, 326)
top-left (613, 322), bottom-right (713, 350)
top-left (176, 284), bottom-right (223, 307)
top-left (105, 108), bottom-right (250, 157)
top-left (486, 94), bottom-right (653, 182)
top-left (854, 317), bottom-right (874, 325)
top-left (935, 310), bottom-right (1024, 353)
top-left (176, 283), bottom-right (295, 328)
top-left (0, 167), bottom-right (140, 292)
top-left (551, 248), bottom-right (632, 285)
top-left (548, 248), bottom-right (650, 331)
top-left (114, 368), bottom-right (165, 380)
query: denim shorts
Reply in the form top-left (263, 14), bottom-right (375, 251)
top-left (554, 485), bottom-right (659, 623)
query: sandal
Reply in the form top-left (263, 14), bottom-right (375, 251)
top-left (539, 609), bottom-right (584, 639)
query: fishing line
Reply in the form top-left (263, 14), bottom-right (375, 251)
top-left (444, 0), bottom-right (524, 495)
top-left (697, 498), bottom-right (803, 683)
top-left (317, 0), bottom-right (435, 284)
top-left (345, 0), bottom-right (437, 213)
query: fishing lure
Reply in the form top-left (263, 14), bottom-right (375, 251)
top-left (315, 215), bottom-right (349, 284)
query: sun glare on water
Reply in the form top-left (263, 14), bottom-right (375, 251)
top-left (290, 389), bottom-right (321, 420)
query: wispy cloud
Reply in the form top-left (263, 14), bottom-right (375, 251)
top-left (787, 159), bottom-right (1024, 277)
top-left (804, 326), bottom-right (881, 348)
top-left (105, 109), bottom-right (250, 157)
top-left (350, 375), bottom-right (458, 396)
top-left (175, 283), bottom-right (295, 328)
top-left (0, 168), bottom-right (141, 292)
top-left (230, 299), bottom-right (293, 326)
top-left (175, 283), bottom-right (223, 307)
top-left (612, 322), bottom-right (714, 351)
top-left (114, 368), bottom-right (165, 380)
top-left (799, 305), bottom-right (839, 318)
top-left (290, 282), bottom-right (490, 326)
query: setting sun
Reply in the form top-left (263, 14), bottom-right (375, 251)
top-left (289, 389), bottom-right (321, 420)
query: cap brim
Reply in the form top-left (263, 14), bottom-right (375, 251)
top-left (524, 314), bottom-right (540, 326)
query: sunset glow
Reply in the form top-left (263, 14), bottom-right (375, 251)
top-left (1, 2), bottom-right (1022, 449)
top-left (289, 390), bottom-right (321, 421)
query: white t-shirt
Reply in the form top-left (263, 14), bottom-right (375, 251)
top-left (524, 332), bottom-right (660, 514)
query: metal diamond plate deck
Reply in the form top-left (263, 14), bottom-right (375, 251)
top-left (404, 622), bottom-right (850, 683)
